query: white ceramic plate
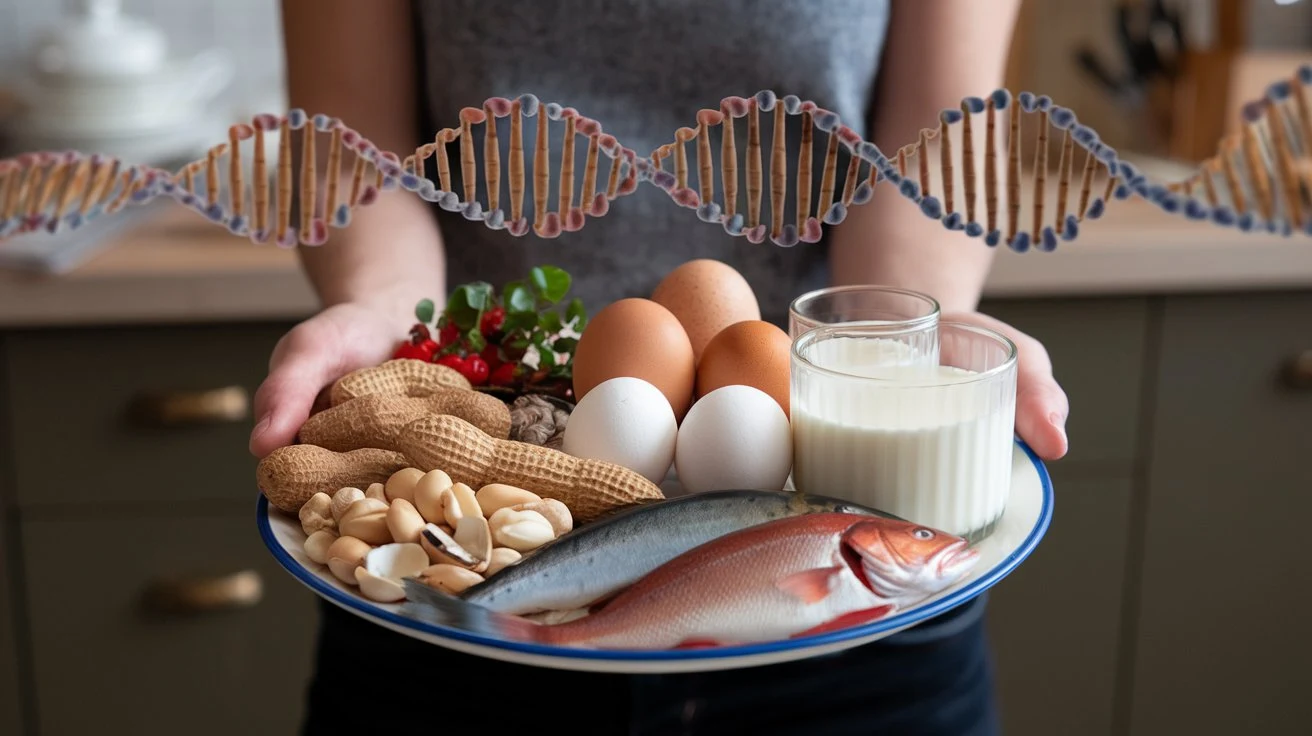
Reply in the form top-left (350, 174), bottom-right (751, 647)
top-left (258, 439), bottom-right (1052, 674)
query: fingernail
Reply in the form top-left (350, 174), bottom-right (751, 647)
top-left (252, 413), bottom-right (271, 439)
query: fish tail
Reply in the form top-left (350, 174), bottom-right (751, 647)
top-left (401, 579), bottom-right (542, 643)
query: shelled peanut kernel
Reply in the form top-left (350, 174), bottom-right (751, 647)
top-left (295, 468), bottom-right (573, 603)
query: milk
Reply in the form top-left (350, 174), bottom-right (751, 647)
top-left (791, 358), bottom-right (1015, 541)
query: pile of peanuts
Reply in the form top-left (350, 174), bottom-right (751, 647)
top-left (297, 466), bottom-right (573, 603)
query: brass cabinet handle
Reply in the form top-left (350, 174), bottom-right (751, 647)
top-left (1283, 351), bottom-right (1312, 390)
top-left (128, 385), bottom-right (250, 426)
top-left (141, 570), bottom-right (264, 615)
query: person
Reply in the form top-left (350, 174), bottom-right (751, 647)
top-left (253, 1), bottom-right (1067, 733)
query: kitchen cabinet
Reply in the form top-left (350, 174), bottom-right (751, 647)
top-left (0, 323), bottom-right (320, 736)
top-left (20, 511), bottom-right (318, 736)
top-left (6, 324), bottom-right (292, 508)
top-left (988, 471), bottom-right (1134, 736)
top-left (977, 297), bottom-right (1146, 736)
top-left (1128, 292), bottom-right (1312, 736)
top-left (1, 336), bottom-right (29, 736)
top-left (981, 297), bottom-right (1151, 471)
top-left (1, 517), bottom-right (27, 736)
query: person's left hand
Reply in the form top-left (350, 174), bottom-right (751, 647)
top-left (942, 311), bottom-right (1069, 461)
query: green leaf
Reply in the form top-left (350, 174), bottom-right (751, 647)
top-left (503, 311), bottom-right (538, 333)
top-left (530, 265), bottom-right (571, 304)
top-left (415, 298), bottom-right (435, 324)
top-left (502, 280), bottom-right (536, 314)
top-left (463, 281), bottom-right (494, 312)
top-left (565, 297), bottom-right (587, 330)
top-left (507, 336), bottom-right (531, 350)
top-left (445, 282), bottom-right (494, 331)
top-left (465, 328), bottom-right (487, 352)
top-left (538, 311), bottom-right (564, 333)
top-left (552, 336), bottom-right (579, 354)
top-left (444, 289), bottom-right (479, 331)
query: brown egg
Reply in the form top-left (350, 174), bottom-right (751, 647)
top-left (696, 320), bottom-right (792, 418)
top-left (572, 298), bottom-right (696, 420)
top-left (651, 259), bottom-right (761, 363)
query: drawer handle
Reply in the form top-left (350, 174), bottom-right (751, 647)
top-left (1283, 351), bottom-right (1312, 390)
top-left (128, 386), bottom-right (250, 426)
top-left (141, 570), bottom-right (264, 615)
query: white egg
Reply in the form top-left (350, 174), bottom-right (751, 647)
top-left (674, 384), bottom-right (793, 494)
top-left (561, 376), bottom-right (678, 483)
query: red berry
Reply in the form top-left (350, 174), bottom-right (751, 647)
top-left (435, 354), bottom-right (465, 373)
top-left (438, 323), bottom-right (460, 347)
top-left (408, 323), bottom-right (430, 344)
top-left (480, 343), bottom-right (503, 370)
top-left (480, 307), bottom-right (506, 336)
top-left (393, 342), bottom-right (428, 360)
top-left (414, 339), bottom-right (438, 361)
top-left (464, 355), bottom-right (490, 386)
top-left (490, 362), bottom-right (518, 387)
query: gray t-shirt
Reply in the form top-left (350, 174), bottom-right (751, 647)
top-left (411, 0), bottom-right (890, 324)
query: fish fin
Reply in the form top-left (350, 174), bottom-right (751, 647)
top-left (776, 566), bottom-right (843, 604)
top-left (673, 638), bottom-right (724, 650)
top-left (401, 578), bottom-right (541, 642)
top-left (790, 605), bottom-right (894, 638)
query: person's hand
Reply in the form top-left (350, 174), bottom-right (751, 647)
top-left (942, 311), bottom-right (1069, 461)
top-left (249, 302), bottom-right (402, 458)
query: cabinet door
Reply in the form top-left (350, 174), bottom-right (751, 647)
top-left (981, 297), bottom-right (1149, 470)
top-left (1130, 292), bottom-right (1312, 735)
top-left (0, 517), bottom-right (26, 736)
top-left (6, 323), bottom-right (292, 508)
top-left (21, 510), bottom-right (319, 735)
top-left (987, 472), bottom-right (1134, 736)
top-left (1, 336), bottom-right (28, 736)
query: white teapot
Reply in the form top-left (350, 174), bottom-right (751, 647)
top-left (3, 0), bottom-right (234, 163)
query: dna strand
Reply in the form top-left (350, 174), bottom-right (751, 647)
top-left (2, 64), bottom-right (1311, 252)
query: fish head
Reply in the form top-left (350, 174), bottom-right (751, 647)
top-left (840, 518), bottom-right (979, 608)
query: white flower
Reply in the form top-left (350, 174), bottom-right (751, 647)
top-left (520, 343), bottom-right (542, 370)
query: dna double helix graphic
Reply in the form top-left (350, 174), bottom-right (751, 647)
top-left (1, 63), bottom-right (1311, 253)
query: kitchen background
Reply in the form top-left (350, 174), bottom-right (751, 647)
top-left (0, 1), bottom-right (1309, 735)
top-left (0, 0), bottom-right (286, 107)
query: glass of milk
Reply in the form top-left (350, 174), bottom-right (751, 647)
top-left (790, 321), bottom-right (1018, 542)
top-left (788, 285), bottom-right (940, 339)
top-left (789, 285), bottom-right (942, 371)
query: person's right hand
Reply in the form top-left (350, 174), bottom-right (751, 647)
top-left (249, 302), bottom-right (402, 458)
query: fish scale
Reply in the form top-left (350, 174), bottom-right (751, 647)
top-left (535, 514), bottom-right (876, 649)
top-left (402, 511), bottom-right (978, 650)
top-left (459, 489), bottom-right (889, 614)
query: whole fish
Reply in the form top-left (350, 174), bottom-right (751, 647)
top-left (457, 489), bottom-right (895, 615)
top-left (404, 513), bottom-right (978, 650)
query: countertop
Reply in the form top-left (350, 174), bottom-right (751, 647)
top-left (1, 197), bottom-right (1310, 328)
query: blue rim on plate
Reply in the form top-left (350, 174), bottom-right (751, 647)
top-left (257, 438), bottom-right (1053, 662)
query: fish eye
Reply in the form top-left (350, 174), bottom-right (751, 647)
top-left (912, 528), bottom-right (934, 540)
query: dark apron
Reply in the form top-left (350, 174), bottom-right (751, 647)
top-left (300, 594), bottom-right (998, 736)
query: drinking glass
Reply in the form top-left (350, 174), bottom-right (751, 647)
top-left (790, 321), bottom-right (1018, 542)
top-left (788, 285), bottom-right (940, 339)
top-left (789, 285), bottom-right (941, 369)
